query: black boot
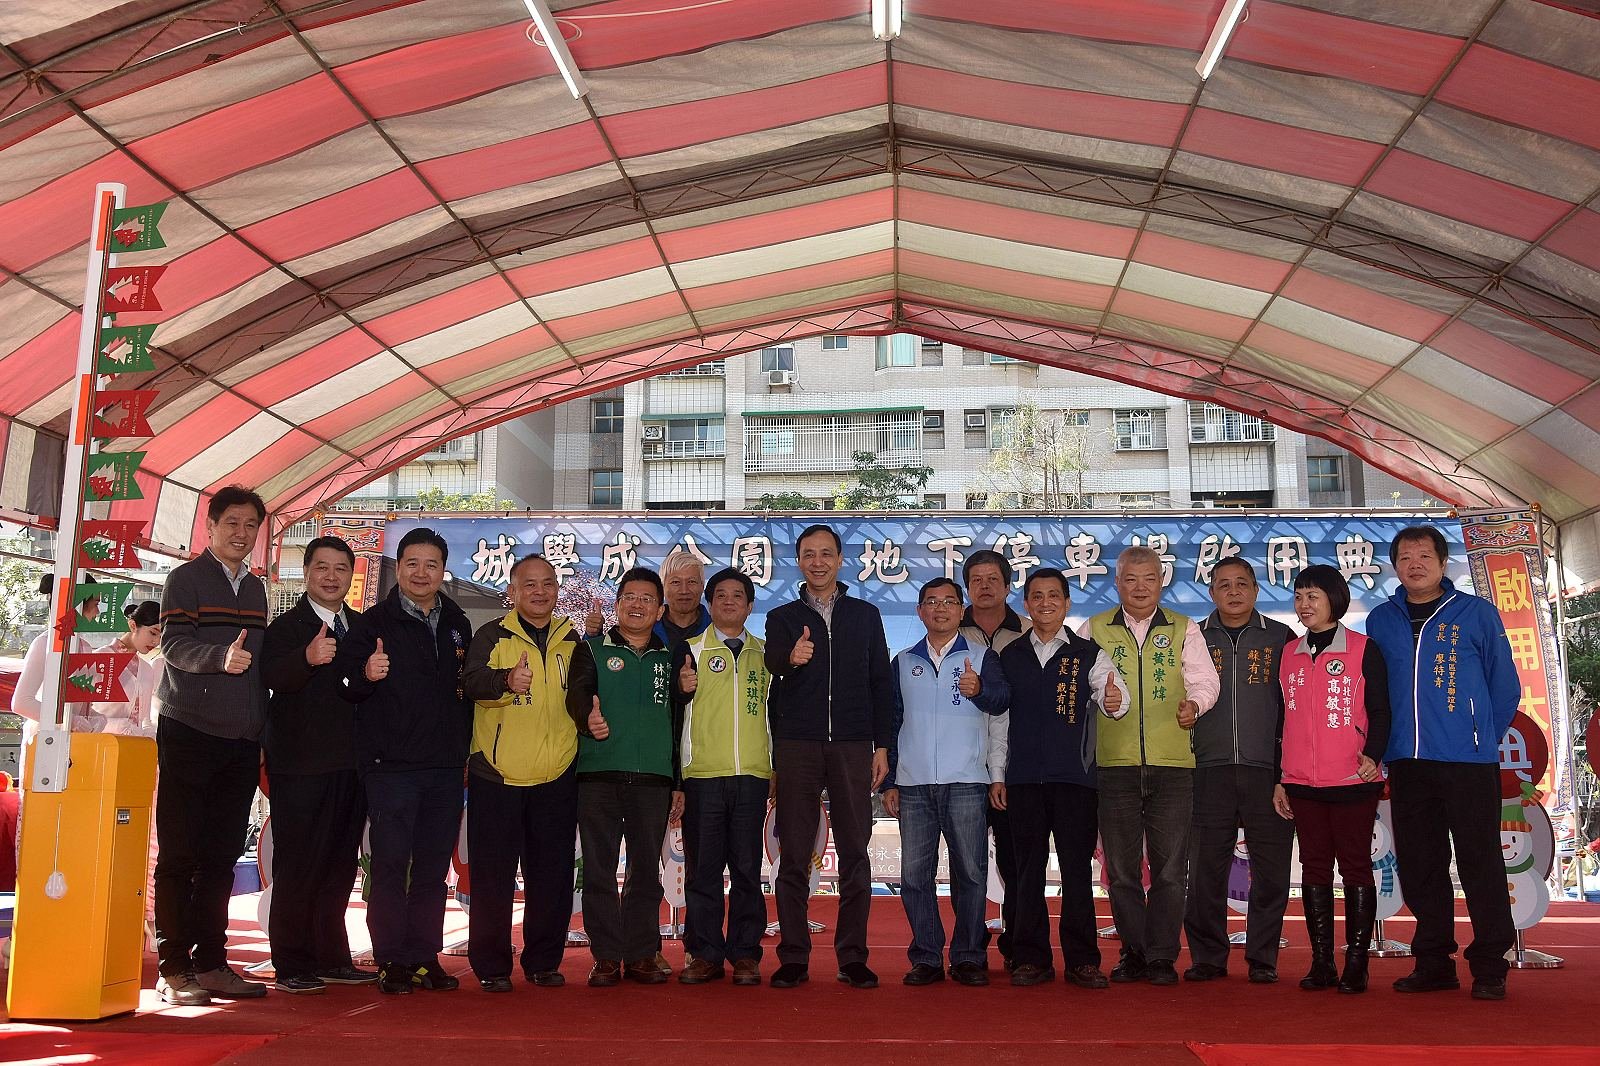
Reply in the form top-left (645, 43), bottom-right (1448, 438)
top-left (1339, 885), bottom-right (1376, 994)
top-left (1299, 884), bottom-right (1338, 991)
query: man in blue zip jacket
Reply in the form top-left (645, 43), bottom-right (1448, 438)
top-left (1366, 525), bottom-right (1518, 1001)
top-left (763, 523), bottom-right (895, 990)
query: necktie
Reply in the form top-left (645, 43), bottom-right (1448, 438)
top-left (333, 613), bottom-right (348, 639)
top-left (725, 638), bottom-right (743, 660)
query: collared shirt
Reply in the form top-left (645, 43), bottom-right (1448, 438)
top-left (307, 598), bottom-right (349, 636)
top-left (1032, 625), bottom-right (1132, 720)
top-left (401, 594), bottom-right (442, 635)
top-left (801, 584), bottom-right (840, 628)
top-left (207, 549), bottom-right (252, 594)
top-left (1076, 608), bottom-right (1220, 714)
top-left (925, 632), bottom-right (957, 671)
top-left (1028, 626), bottom-right (1067, 667)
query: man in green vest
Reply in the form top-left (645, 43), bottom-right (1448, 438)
top-left (1081, 545), bottom-right (1220, 986)
top-left (567, 567), bottom-right (680, 988)
top-left (673, 567), bottom-right (772, 987)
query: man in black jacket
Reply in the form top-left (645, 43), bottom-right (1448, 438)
top-left (762, 524), bottom-right (894, 990)
top-left (1184, 557), bottom-right (1295, 985)
top-left (336, 527), bottom-right (474, 996)
top-left (262, 535), bottom-right (377, 995)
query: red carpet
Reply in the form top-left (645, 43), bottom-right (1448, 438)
top-left (4, 895), bottom-right (1599, 1065)
top-left (1190, 1046), bottom-right (1600, 1066)
top-left (0, 1023), bottom-right (270, 1065)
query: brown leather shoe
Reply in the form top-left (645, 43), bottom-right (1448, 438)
top-left (587, 960), bottom-right (622, 987)
top-left (625, 958), bottom-right (668, 984)
top-left (654, 951), bottom-right (672, 976)
top-left (731, 959), bottom-right (761, 986)
top-left (679, 957), bottom-right (725, 984)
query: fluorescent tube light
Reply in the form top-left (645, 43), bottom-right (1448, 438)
top-left (1195, 0), bottom-right (1248, 80)
top-left (872, 0), bottom-right (903, 41)
top-left (524, 0), bottom-right (589, 98)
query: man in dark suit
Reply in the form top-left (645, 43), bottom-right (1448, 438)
top-left (262, 535), bottom-right (377, 994)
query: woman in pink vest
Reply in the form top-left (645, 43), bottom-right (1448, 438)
top-left (1274, 564), bottom-right (1390, 995)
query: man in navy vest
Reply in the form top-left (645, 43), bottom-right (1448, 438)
top-left (881, 578), bottom-right (1010, 987)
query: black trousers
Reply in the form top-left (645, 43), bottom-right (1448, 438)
top-left (578, 777), bottom-right (671, 962)
top-left (681, 774), bottom-right (770, 965)
top-left (1007, 782), bottom-right (1100, 970)
top-left (154, 716), bottom-right (260, 978)
top-left (988, 802), bottom-right (1017, 961)
top-left (467, 765), bottom-right (578, 979)
top-left (773, 739), bottom-right (875, 968)
top-left (1389, 758), bottom-right (1514, 980)
top-left (364, 767), bottom-right (463, 967)
top-left (1184, 764), bottom-right (1293, 970)
top-left (267, 768), bottom-right (365, 978)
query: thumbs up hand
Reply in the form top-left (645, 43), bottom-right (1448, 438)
top-left (507, 650), bottom-right (532, 695)
top-left (364, 637), bottom-right (390, 682)
top-left (790, 625), bottom-right (814, 668)
top-left (587, 695), bottom-right (610, 740)
top-left (1177, 698), bottom-right (1199, 730)
top-left (584, 597), bottom-right (604, 638)
top-left (957, 655), bottom-right (981, 698)
top-left (679, 652), bottom-right (698, 695)
top-left (1103, 674), bottom-right (1124, 716)
top-left (306, 623), bottom-right (337, 666)
top-left (224, 628), bottom-right (252, 674)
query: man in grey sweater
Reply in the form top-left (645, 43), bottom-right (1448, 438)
top-left (153, 485), bottom-right (271, 1006)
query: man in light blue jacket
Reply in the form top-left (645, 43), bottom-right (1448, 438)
top-left (881, 577), bottom-right (1010, 987)
top-left (1366, 525), bottom-right (1519, 1002)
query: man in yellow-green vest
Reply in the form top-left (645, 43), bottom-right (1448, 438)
top-left (461, 553), bottom-right (605, 993)
top-left (672, 567), bottom-right (772, 987)
top-left (1080, 545), bottom-right (1220, 987)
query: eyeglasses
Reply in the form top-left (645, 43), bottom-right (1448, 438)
top-left (618, 592), bottom-right (659, 604)
top-left (920, 597), bottom-right (961, 609)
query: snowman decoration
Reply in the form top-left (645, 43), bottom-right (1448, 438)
top-left (1370, 800), bottom-right (1403, 921)
top-left (1501, 795), bottom-right (1553, 930)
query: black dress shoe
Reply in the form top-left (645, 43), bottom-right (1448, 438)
top-left (837, 961), bottom-right (879, 988)
top-left (479, 976), bottom-right (513, 993)
top-left (1146, 961), bottom-right (1179, 986)
top-left (903, 963), bottom-right (944, 986)
top-left (951, 962), bottom-right (989, 986)
top-left (1394, 969), bottom-right (1460, 993)
top-left (318, 965), bottom-right (379, 985)
top-left (1110, 953), bottom-right (1147, 983)
top-left (1009, 962), bottom-right (1055, 986)
top-left (770, 963), bottom-right (809, 988)
top-left (1247, 964), bottom-right (1279, 984)
top-left (1064, 964), bottom-right (1109, 989)
top-left (1471, 977), bottom-right (1506, 1001)
top-left (274, 974), bottom-right (327, 995)
top-left (1183, 962), bottom-right (1228, 982)
top-left (528, 970), bottom-right (565, 987)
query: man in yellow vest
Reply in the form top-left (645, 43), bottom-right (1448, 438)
top-left (1081, 545), bottom-right (1220, 986)
top-left (460, 553), bottom-right (602, 993)
top-left (674, 567), bottom-right (772, 987)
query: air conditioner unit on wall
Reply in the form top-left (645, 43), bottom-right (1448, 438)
top-left (767, 370), bottom-right (795, 386)
top-left (642, 424), bottom-right (665, 441)
top-left (965, 412), bottom-right (987, 429)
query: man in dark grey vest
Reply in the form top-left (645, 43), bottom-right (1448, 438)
top-left (1184, 557), bottom-right (1295, 984)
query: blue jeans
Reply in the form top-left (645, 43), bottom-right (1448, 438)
top-left (1097, 765), bottom-right (1193, 965)
top-left (897, 782), bottom-right (989, 968)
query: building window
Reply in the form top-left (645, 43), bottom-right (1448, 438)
top-left (920, 336), bottom-right (943, 350)
top-left (989, 407), bottom-right (1016, 450)
top-left (1114, 408), bottom-right (1166, 450)
top-left (989, 352), bottom-right (1021, 364)
top-left (592, 399), bottom-right (623, 434)
top-left (1120, 493), bottom-right (1157, 509)
top-left (1065, 409), bottom-right (1090, 427)
top-left (965, 493), bottom-right (988, 510)
top-left (923, 494), bottom-right (946, 509)
top-left (1307, 456), bottom-right (1344, 493)
top-left (1188, 402), bottom-right (1277, 444)
top-left (590, 469), bottom-right (622, 507)
top-left (644, 418), bottom-right (725, 459)
top-left (873, 334), bottom-right (917, 369)
top-left (821, 335), bottom-right (849, 350)
top-left (760, 346), bottom-right (794, 372)
top-left (758, 429), bottom-right (796, 456)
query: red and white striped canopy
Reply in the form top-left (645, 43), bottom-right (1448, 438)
top-left (3, 1), bottom-right (1600, 554)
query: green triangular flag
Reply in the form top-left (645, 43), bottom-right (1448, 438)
top-left (98, 324), bottom-right (156, 374)
top-left (108, 202), bottom-right (167, 253)
top-left (73, 582), bottom-right (133, 633)
top-left (84, 450), bottom-right (145, 502)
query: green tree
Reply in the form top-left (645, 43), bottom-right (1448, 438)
top-left (752, 491), bottom-right (821, 511)
top-left (0, 530), bottom-right (43, 654)
top-left (414, 487), bottom-right (514, 511)
top-left (973, 401), bottom-right (1095, 510)
top-left (832, 450), bottom-right (933, 510)
top-left (1560, 591), bottom-right (1600, 842)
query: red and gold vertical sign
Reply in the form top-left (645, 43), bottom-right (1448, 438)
top-left (319, 515), bottom-right (387, 611)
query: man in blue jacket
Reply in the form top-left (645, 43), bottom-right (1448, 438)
top-left (763, 523), bottom-right (894, 990)
top-left (1366, 525), bottom-right (1518, 1001)
top-left (881, 578), bottom-right (1010, 987)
